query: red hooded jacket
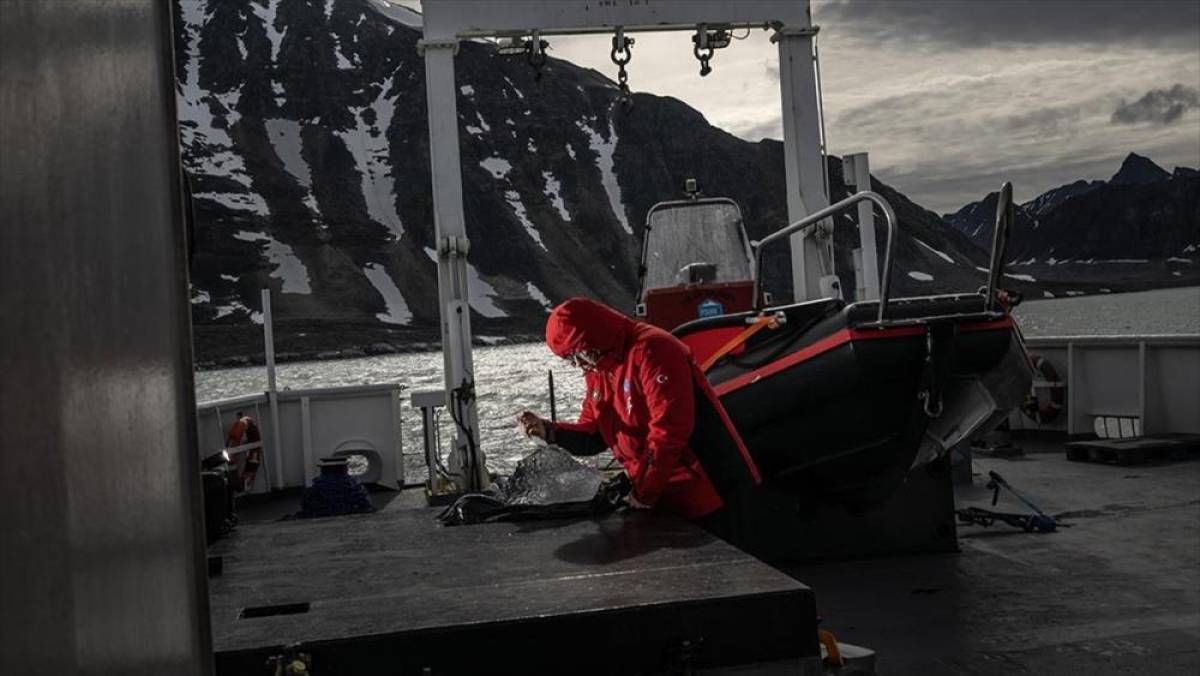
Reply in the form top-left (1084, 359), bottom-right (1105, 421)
top-left (545, 298), bottom-right (761, 519)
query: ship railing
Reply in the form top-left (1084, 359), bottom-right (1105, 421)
top-left (196, 382), bottom-right (409, 493)
top-left (752, 190), bottom-right (898, 323)
top-left (753, 183), bottom-right (1019, 327)
top-left (1014, 334), bottom-right (1200, 438)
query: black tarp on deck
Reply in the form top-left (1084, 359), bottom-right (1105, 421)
top-left (209, 508), bottom-right (817, 674)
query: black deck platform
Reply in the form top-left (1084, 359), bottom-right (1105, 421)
top-left (209, 507), bottom-right (818, 674)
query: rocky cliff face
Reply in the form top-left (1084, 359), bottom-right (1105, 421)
top-left (177, 0), bottom-right (1122, 363)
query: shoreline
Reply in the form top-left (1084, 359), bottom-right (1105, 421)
top-left (193, 281), bottom-right (1200, 370)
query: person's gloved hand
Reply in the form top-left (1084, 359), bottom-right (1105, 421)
top-left (596, 472), bottom-right (631, 507)
top-left (516, 410), bottom-right (549, 440)
top-left (626, 494), bottom-right (652, 510)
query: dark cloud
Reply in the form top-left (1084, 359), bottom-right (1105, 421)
top-left (1111, 85), bottom-right (1200, 125)
top-left (815, 0), bottom-right (1200, 48)
top-left (836, 91), bottom-right (931, 128)
top-left (997, 105), bottom-right (1081, 135)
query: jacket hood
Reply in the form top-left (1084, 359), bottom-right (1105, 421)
top-left (545, 297), bottom-right (635, 362)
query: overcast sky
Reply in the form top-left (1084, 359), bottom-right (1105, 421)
top-left (400, 0), bottom-right (1200, 213)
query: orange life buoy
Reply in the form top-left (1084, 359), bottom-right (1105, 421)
top-left (226, 417), bottom-right (249, 448)
top-left (226, 415), bottom-right (262, 492)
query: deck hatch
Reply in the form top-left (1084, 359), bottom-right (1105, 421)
top-left (239, 602), bottom-right (311, 619)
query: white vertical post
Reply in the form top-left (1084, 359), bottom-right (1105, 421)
top-left (843, 153), bottom-right (880, 301)
top-left (1066, 342), bottom-right (1076, 437)
top-left (1137, 341), bottom-right (1147, 436)
top-left (391, 387), bottom-right (405, 486)
top-left (301, 395), bottom-right (314, 484)
top-left (776, 26), bottom-right (832, 301)
top-left (420, 37), bottom-right (485, 491)
top-left (852, 248), bottom-right (865, 301)
top-left (262, 288), bottom-right (284, 489)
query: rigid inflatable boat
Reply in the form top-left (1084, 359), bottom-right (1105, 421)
top-left (636, 184), bottom-right (1033, 508)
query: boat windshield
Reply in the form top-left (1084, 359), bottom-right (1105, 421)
top-left (642, 200), bottom-right (753, 293)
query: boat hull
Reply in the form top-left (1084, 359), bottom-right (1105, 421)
top-left (677, 295), bottom-right (1032, 508)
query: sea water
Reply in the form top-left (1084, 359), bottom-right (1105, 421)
top-left (195, 286), bottom-right (1200, 474)
top-left (196, 341), bottom-right (588, 474)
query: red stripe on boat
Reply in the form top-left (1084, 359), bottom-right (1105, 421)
top-left (714, 325), bottom-right (922, 396)
top-left (712, 318), bottom-right (1014, 396)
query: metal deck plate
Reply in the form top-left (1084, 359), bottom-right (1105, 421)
top-left (209, 508), bottom-right (817, 673)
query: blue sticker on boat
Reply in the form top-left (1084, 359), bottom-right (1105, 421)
top-left (698, 299), bottom-right (724, 318)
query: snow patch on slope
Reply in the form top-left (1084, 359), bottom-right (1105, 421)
top-left (577, 115), bottom-right (631, 235)
top-left (234, 231), bottom-right (312, 294)
top-left (193, 192), bottom-right (270, 215)
top-left (367, 0), bottom-right (422, 27)
top-left (338, 77), bottom-right (404, 239)
top-left (250, 0), bottom-right (283, 63)
top-left (505, 190), bottom-right (546, 250)
top-left (526, 282), bottom-right (553, 312)
top-left (503, 76), bottom-right (524, 100)
top-left (915, 238), bottom-right (955, 265)
top-left (423, 247), bottom-right (508, 318)
top-left (481, 156), bottom-right (512, 179)
top-left (214, 299), bottom-right (264, 324)
top-left (265, 118), bottom-right (320, 215)
top-left (176, 0), bottom-right (269, 217)
top-left (363, 263), bottom-right (413, 324)
top-left (542, 172), bottom-right (570, 221)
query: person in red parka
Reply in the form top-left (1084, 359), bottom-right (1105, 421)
top-left (517, 297), bottom-right (761, 534)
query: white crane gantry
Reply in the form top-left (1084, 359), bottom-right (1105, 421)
top-left (404, 0), bottom-right (836, 490)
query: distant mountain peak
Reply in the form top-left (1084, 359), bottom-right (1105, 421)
top-left (1110, 152), bottom-right (1170, 185)
top-left (943, 189), bottom-right (1035, 244)
top-left (1021, 178), bottom-right (1105, 216)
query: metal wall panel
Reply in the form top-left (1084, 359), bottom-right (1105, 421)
top-left (0, 1), bottom-right (212, 674)
top-left (1145, 346), bottom-right (1200, 434)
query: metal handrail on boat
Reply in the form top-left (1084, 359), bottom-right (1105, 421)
top-left (984, 181), bottom-right (1015, 313)
top-left (752, 190), bottom-right (897, 323)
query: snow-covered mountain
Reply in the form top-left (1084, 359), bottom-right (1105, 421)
top-left (174, 0), bottom-right (1004, 362)
top-left (1021, 179), bottom-right (1104, 217)
top-left (945, 153), bottom-right (1199, 264)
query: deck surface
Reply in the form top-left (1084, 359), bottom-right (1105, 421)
top-left (209, 502), bottom-right (816, 673)
top-left (788, 439), bottom-right (1200, 675)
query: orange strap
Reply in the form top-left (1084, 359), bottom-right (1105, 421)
top-left (818, 629), bottom-right (843, 667)
top-left (700, 315), bottom-right (779, 372)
